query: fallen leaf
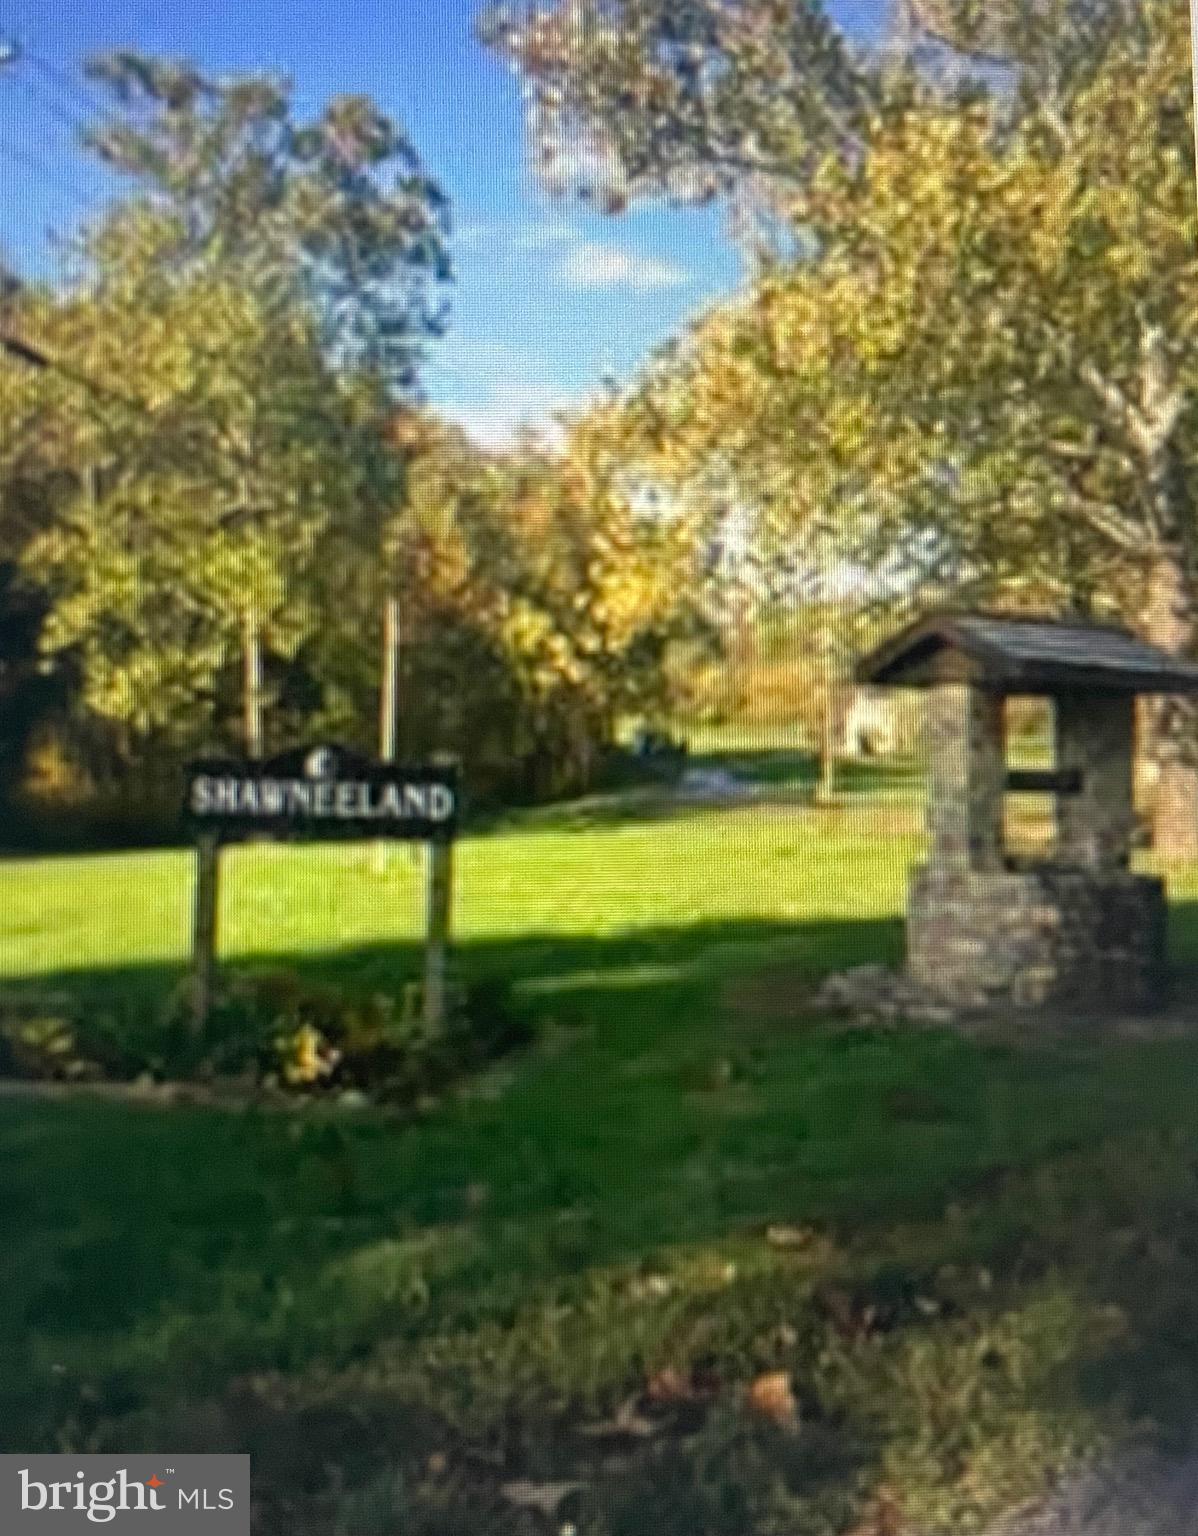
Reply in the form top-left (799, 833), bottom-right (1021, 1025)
top-left (765, 1322), bottom-right (799, 1351)
top-left (746, 1370), bottom-right (800, 1430)
top-left (499, 1480), bottom-right (586, 1518)
top-left (765, 1223), bottom-right (816, 1249)
top-left (818, 1285), bottom-right (880, 1339)
top-left (578, 1395), bottom-right (657, 1440)
top-left (645, 1366), bottom-right (707, 1405)
top-left (627, 1272), bottom-right (673, 1301)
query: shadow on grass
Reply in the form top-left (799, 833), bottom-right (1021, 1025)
top-left (1167, 897), bottom-right (1198, 980)
top-left (13, 885), bottom-right (1198, 1025)
top-left (0, 913), bottom-right (906, 1023)
top-left (8, 905), bottom-right (1198, 1514)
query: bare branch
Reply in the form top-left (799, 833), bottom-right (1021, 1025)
top-left (1058, 491), bottom-right (1150, 552)
top-left (1080, 361), bottom-right (1132, 424)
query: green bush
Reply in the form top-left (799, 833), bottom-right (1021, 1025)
top-left (0, 972), bottom-right (532, 1108)
top-left (163, 970), bottom-right (532, 1104)
top-left (0, 1000), bottom-right (102, 1081)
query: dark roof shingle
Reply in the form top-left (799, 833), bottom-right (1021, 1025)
top-left (856, 613), bottom-right (1198, 693)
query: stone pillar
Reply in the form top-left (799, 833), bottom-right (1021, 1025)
top-left (1056, 691), bottom-right (1135, 870)
top-left (925, 682), bottom-right (1005, 871)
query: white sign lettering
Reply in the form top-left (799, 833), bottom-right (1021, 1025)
top-left (189, 775), bottom-right (456, 824)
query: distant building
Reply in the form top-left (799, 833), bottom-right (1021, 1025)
top-left (842, 688), bottom-right (897, 757)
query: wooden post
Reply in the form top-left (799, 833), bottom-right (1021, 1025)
top-left (423, 838), bottom-right (453, 1029)
top-left (191, 832), bottom-right (221, 1034)
top-left (242, 607), bottom-right (264, 761)
top-left (380, 593), bottom-right (400, 763)
top-left (373, 594), bottom-right (401, 875)
top-left (818, 637), bottom-right (838, 805)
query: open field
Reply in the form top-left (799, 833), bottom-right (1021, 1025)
top-left (6, 766), bottom-right (1198, 1532)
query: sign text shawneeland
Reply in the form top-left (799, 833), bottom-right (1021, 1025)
top-left (186, 745), bottom-right (458, 840)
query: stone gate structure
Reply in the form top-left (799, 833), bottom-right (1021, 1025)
top-left (856, 614), bottom-right (1198, 1011)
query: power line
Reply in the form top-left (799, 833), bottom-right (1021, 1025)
top-left (0, 37), bottom-right (101, 140)
top-left (0, 36), bottom-right (96, 138)
top-left (11, 76), bottom-right (89, 149)
top-left (15, 75), bottom-right (89, 140)
top-left (0, 333), bottom-right (48, 368)
top-left (0, 322), bottom-right (148, 427)
top-left (0, 131), bottom-right (95, 208)
top-left (25, 47), bottom-right (105, 122)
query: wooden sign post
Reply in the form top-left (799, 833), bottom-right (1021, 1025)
top-left (191, 831), bottom-right (221, 1035)
top-left (184, 744), bottom-right (460, 1033)
top-left (423, 839), bottom-right (454, 1028)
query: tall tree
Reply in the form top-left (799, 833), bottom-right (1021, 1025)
top-left (20, 55), bottom-right (454, 759)
top-left (84, 53), bottom-right (452, 391)
top-left (808, 2), bottom-right (1198, 852)
top-left (20, 206), bottom-right (345, 754)
top-left (491, 0), bottom-right (1198, 854)
top-left (481, 0), bottom-right (1140, 219)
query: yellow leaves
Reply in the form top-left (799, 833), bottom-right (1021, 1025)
top-left (627, 0), bottom-right (1194, 620)
top-left (423, 403), bottom-right (708, 727)
top-left (745, 1370), bottom-right (800, 1431)
top-left (21, 733), bottom-right (87, 804)
top-left (277, 1023), bottom-right (341, 1087)
top-left (500, 602), bottom-right (585, 692)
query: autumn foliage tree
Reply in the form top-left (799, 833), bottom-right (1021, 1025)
top-left (0, 54), bottom-right (458, 829)
top-left (313, 404), bottom-right (712, 800)
top-left (83, 53), bottom-right (452, 388)
top-left (491, 0), bottom-right (1198, 854)
top-left (20, 211), bottom-right (344, 755)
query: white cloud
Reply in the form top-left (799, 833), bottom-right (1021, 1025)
top-left (557, 241), bottom-right (691, 291)
top-left (430, 341), bottom-right (595, 447)
top-left (441, 381), bottom-right (594, 449)
top-left (456, 218), bottom-right (578, 254)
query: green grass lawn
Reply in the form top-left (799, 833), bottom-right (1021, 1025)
top-left (6, 778), bottom-right (1198, 1533)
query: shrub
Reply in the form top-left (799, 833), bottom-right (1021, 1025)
top-left (0, 1001), bottom-right (102, 1081)
top-left (155, 970), bottom-right (533, 1104)
top-left (0, 972), bottom-right (532, 1109)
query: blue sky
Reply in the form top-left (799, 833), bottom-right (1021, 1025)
top-left (0, 0), bottom-right (752, 444)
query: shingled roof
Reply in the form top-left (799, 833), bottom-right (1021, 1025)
top-left (856, 613), bottom-right (1198, 693)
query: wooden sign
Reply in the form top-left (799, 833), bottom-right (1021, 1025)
top-left (186, 744), bottom-right (458, 841)
top-left (184, 744), bottom-right (459, 1036)
top-left (1005, 768), bottom-right (1083, 796)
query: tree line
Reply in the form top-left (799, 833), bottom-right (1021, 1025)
top-left (3, 2), bottom-right (1197, 855)
top-left (0, 53), bottom-right (710, 844)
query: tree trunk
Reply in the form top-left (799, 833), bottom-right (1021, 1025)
top-left (241, 607), bottom-right (264, 761)
top-left (379, 593), bottom-right (400, 763)
top-left (815, 639), bottom-right (839, 806)
top-left (373, 594), bottom-right (401, 875)
top-left (1141, 549), bottom-right (1198, 861)
top-left (817, 692), bottom-right (838, 803)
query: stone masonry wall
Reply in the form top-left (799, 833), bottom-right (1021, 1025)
top-left (908, 865), bottom-right (1167, 1011)
top-left (1056, 691), bottom-right (1136, 870)
top-left (925, 683), bottom-right (1005, 872)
